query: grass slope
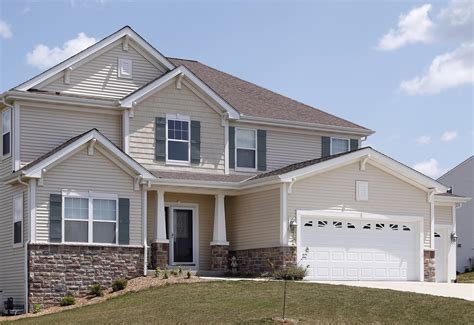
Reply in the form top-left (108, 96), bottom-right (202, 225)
top-left (457, 271), bottom-right (474, 283)
top-left (6, 281), bottom-right (474, 324)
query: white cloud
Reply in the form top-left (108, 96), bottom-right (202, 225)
top-left (400, 42), bottom-right (473, 94)
top-left (416, 135), bottom-right (431, 144)
top-left (21, 7), bottom-right (31, 14)
top-left (0, 20), bottom-right (12, 39)
top-left (376, 4), bottom-right (434, 50)
top-left (441, 130), bottom-right (458, 142)
top-left (413, 158), bottom-right (444, 178)
top-left (26, 32), bottom-right (97, 70)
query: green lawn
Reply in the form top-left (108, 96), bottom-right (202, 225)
top-left (457, 271), bottom-right (474, 283)
top-left (6, 281), bottom-right (474, 324)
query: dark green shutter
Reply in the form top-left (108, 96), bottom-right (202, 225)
top-left (229, 127), bottom-right (235, 169)
top-left (155, 117), bottom-right (166, 161)
top-left (49, 194), bottom-right (62, 243)
top-left (191, 120), bottom-right (201, 164)
top-left (118, 198), bottom-right (130, 245)
top-left (321, 136), bottom-right (331, 157)
top-left (350, 139), bottom-right (359, 151)
top-left (257, 129), bottom-right (267, 171)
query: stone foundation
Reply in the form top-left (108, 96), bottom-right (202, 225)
top-left (151, 242), bottom-right (169, 269)
top-left (211, 245), bottom-right (229, 272)
top-left (229, 246), bottom-right (297, 274)
top-left (424, 250), bottom-right (436, 282)
top-left (28, 244), bottom-right (144, 308)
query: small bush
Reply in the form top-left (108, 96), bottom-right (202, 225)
top-left (170, 269), bottom-right (178, 277)
top-left (177, 266), bottom-right (183, 276)
top-left (163, 270), bottom-right (169, 279)
top-left (59, 296), bottom-right (75, 306)
top-left (272, 264), bottom-right (308, 281)
top-left (154, 267), bottom-right (162, 278)
top-left (32, 303), bottom-right (42, 314)
top-left (112, 278), bottom-right (128, 292)
top-left (186, 271), bottom-right (192, 279)
top-left (88, 283), bottom-right (104, 297)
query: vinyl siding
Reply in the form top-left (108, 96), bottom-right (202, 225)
top-left (39, 43), bottom-right (166, 99)
top-left (287, 162), bottom-right (432, 248)
top-left (20, 104), bottom-right (121, 165)
top-left (35, 147), bottom-right (142, 245)
top-left (0, 154), bottom-right (27, 306)
top-left (226, 188), bottom-right (280, 251)
top-left (130, 83), bottom-right (225, 173)
top-left (435, 205), bottom-right (453, 225)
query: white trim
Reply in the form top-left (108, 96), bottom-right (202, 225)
top-left (29, 179), bottom-right (37, 243)
top-left (166, 115), bottom-right (191, 165)
top-left (434, 195), bottom-right (470, 204)
top-left (15, 26), bottom-right (174, 91)
top-left (280, 183), bottom-right (288, 246)
top-left (122, 110), bottom-right (130, 154)
top-left (234, 127), bottom-right (257, 172)
top-left (330, 137), bottom-right (350, 155)
top-left (355, 180), bottom-right (369, 201)
top-left (13, 102), bottom-right (20, 170)
top-left (166, 203), bottom-right (199, 269)
top-left (120, 65), bottom-right (240, 119)
top-left (118, 58), bottom-right (133, 79)
top-left (434, 224), bottom-right (455, 282)
top-left (1, 106), bottom-right (12, 159)
top-left (12, 192), bottom-right (24, 248)
top-left (211, 193), bottom-right (229, 246)
top-left (142, 189), bottom-right (147, 276)
top-left (430, 199), bottom-right (435, 249)
top-left (154, 189), bottom-right (169, 243)
top-left (223, 118), bottom-right (229, 175)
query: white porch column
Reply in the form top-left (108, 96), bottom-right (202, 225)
top-left (211, 193), bottom-right (229, 245)
top-left (154, 190), bottom-right (169, 243)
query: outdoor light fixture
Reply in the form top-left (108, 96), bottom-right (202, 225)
top-left (450, 232), bottom-right (458, 243)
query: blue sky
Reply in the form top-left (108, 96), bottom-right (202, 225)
top-left (0, 0), bottom-right (472, 178)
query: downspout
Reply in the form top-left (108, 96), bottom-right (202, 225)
top-left (16, 176), bottom-right (30, 313)
top-left (142, 187), bottom-right (148, 276)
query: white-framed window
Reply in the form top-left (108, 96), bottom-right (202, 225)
top-left (118, 58), bottom-right (132, 79)
top-left (331, 138), bottom-right (349, 155)
top-left (2, 108), bottom-right (11, 158)
top-left (13, 193), bottom-right (23, 247)
top-left (63, 191), bottom-right (118, 245)
top-left (356, 180), bottom-right (369, 201)
top-left (166, 115), bottom-right (190, 164)
top-left (235, 128), bottom-right (257, 171)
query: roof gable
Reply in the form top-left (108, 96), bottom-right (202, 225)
top-left (15, 26), bottom-right (175, 92)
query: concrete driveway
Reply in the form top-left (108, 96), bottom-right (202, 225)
top-left (307, 280), bottom-right (474, 301)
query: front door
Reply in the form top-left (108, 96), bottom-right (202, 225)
top-left (170, 208), bottom-right (195, 265)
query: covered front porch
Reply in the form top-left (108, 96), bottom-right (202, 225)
top-left (146, 188), bottom-right (229, 273)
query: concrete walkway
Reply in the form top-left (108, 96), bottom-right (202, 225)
top-left (307, 280), bottom-right (474, 301)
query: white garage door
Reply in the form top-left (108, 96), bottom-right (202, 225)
top-left (299, 217), bottom-right (419, 281)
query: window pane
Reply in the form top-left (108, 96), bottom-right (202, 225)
top-left (64, 197), bottom-right (89, 220)
top-left (65, 221), bottom-right (88, 242)
top-left (2, 109), bottom-right (11, 133)
top-left (236, 129), bottom-right (256, 148)
top-left (168, 141), bottom-right (189, 161)
top-left (236, 148), bottom-right (256, 168)
top-left (14, 221), bottom-right (21, 244)
top-left (168, 120), bottom-right (175, 130)
top-left (93, 199), bottom-right (117, 221)
top-left (2, 133), bottom-right (10, 156)
top-left (93, 222), bottom-right (116, 244)
top-left (332, 139), bottom-right (349, 154)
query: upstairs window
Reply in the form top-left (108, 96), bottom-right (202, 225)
top-left (118, 58), bottom-right (132, 79)
top-left (2, 108), bottom-right (11, 157)
top-left (331, 138), bottom-right (349, 155)
top-left (167, 118), bottom-right (190, 163)
top-left (13, 193), bottom-right (23, 246)
top-left (236, 128), bottom-right (257, 170)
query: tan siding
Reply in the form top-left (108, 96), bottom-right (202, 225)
top-left (39, 43), bottom-right (166, 99)
top-left (287, 162), bottom-right (432, 248)
top-left (20, 105), bottom-right (121, 165)
top-left (226, 188), bottom-right (280, 250)
top-left (130, 83), bottom-right (225, 173)
top-left (435, 205), bottom-right (453, 225)
top-left (164, 193), bottom-right (214, 271)
top-left (35, 147), bottom-right (142, 245)
top-left (0, 154), bottom-right (27, 304)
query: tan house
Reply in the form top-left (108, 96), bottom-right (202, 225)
top-left (0, 26), bottom-right (469, 312)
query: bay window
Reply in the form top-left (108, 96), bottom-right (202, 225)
top-left (2, 108), bottom-right (11, 157)
top-left (167, 117), bottom-right (190, 163)
top-left (235, 128), bottom-right (257, 170)
top-left (331, 138), bottom-right (349, 155)
top-left (63, 193), bottom-right (118, 244)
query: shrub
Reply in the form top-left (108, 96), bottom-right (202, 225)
top-left (32, 303), bottom-right (42, 314)
top-left (177, 266), bottom-right (183, 276)
top-left (88, 283), bottom-right (104, 297)
top-left (154, 267), bottom-right (162, 278)
top-left (112, 278), bottom-right (128, 292)
top-left (186, 271), bottom-right (192, 279)
top-left (163, 270), bottom-right (169, 279)
top-left (272, 264), bottom-right (308, 281)
top-left (59, 296), bottom-right (75, 306)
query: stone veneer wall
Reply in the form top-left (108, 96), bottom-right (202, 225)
top-left (151, 242), bottom-right (169, 269)
top-left (229, 246), bottom-right (296, 274)
top-left (424, 250), bottom-right (436, 282)
top-left (211, 245), bottom-right (229, 272)
top-left (28, 244), bottom-right (144, 308)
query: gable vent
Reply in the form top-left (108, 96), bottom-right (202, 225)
top-left (118, 58), bottom-right (132, 79)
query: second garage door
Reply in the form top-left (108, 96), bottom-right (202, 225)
top-left (299, 216), bottom-right (419, 281)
